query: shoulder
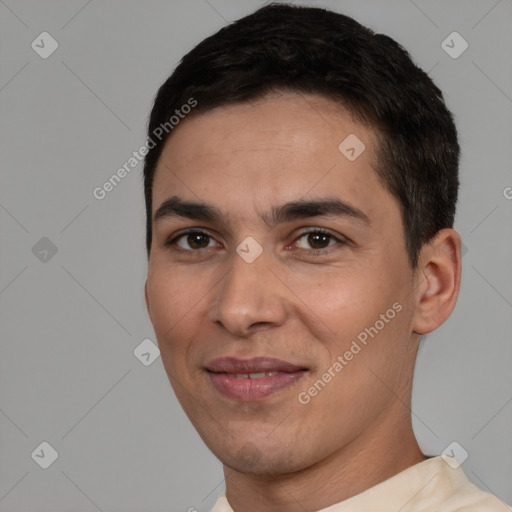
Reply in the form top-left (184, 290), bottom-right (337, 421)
top-left (439, 486), bottom-right (510, 511)
top-left (432, 457), bottom-right (510, 512)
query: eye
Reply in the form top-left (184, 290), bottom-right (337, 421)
top-left (294, 229), bottom-right (345, 253)
top-left (167, 230), bottom-right (220, 251)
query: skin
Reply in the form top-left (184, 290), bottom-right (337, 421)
top-left (145, 92), bottom-right (462, 512)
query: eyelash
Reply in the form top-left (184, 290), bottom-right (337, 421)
top-left (165, 228), bottom-right (346, 256)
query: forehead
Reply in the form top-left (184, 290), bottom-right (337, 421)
top-left (158, 92), bottom-right (377, 163)
top-left (152, 92), bottom-right (392, 225)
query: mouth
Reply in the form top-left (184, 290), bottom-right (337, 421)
top-left (205, 356), bottom-right (308, 401)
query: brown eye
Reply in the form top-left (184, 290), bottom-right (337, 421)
top-left (307, 232), bottom-right (331, 249)
top-left (295, 230), bottom-right (339, 251)
top-left (169, 230), bottom-right (218, 250)
top-left (186, 232), bottom-right (211, 249)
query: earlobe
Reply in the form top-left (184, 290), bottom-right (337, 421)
top-left (411, 229), bottom-right (462, 335)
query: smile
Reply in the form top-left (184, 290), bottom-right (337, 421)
top-left (205, 356), bottom-right (308, 401)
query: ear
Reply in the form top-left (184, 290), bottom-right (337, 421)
top-left (411, 228), bottom-right (462, 335)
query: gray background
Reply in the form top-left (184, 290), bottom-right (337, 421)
top-left (1, 0), bottom-right (511, 510)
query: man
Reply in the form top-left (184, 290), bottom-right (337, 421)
top-left (142, 3), bottom-right (508, 511)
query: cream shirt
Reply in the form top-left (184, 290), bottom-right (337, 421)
top-left (210, 456), bottom-right (510, 511)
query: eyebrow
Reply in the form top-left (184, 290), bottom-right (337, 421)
top-left (153, 195), bottom-right (371, 227)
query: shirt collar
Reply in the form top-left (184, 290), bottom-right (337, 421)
top-left (209, 456), bottom-right (505, 512)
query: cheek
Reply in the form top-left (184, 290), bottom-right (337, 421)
top-left (146, 264), bottom-right (209, 350)
top-left (285, 266), bottom-right (380, 337)
top-left (293, 266), bottom-right (407, 365)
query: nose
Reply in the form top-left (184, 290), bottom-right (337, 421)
top-left (210, 248), bottom-right (288, 337)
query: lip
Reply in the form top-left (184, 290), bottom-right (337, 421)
top-left (205, 356), bottom-right (308, 401)
top-left (205, 356), bottom-right (307, 374)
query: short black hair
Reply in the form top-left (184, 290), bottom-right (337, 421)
top-left (143, 2), bottom-right (459, 268)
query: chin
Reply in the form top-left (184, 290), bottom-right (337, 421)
top-left (216, 441), bottom-right (311, 476)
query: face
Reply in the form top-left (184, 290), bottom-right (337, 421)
top-left (145, 93), bottom-right (420, 475)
